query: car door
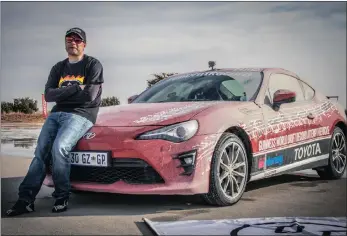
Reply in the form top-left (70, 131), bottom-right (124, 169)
top-left (297, 80), bottom-right (332, 164)
top-left (261, 73), bottom-right (311, 175)
top-left (299, 80), bottom-right (329, 132)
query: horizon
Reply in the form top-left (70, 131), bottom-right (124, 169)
top-left (1, 2), bottom-right (346, 110)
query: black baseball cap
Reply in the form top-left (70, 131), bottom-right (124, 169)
top-left (65, 27), bottom-right (86, 43)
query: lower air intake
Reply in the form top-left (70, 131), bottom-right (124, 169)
top-left (47, 158), bottom-right (164, 185)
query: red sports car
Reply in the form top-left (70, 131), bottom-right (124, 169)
top-left (43, 68), bottom-right (347, 206)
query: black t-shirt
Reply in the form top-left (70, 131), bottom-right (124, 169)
top-left (44, 54), bottom-right (104, 124)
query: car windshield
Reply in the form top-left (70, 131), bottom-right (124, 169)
top-left (132, 71), bottom-right (263, 103)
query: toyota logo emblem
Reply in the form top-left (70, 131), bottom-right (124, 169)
top-left (83, 132), bottom-right (96, 140)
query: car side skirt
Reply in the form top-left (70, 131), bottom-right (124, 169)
top-left (249, 137), bottom-right (331, 182)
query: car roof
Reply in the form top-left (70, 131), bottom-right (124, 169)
top-left (170, 67), bottom-right (300, 79)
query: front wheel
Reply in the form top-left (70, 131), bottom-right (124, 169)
top-left (202, 133), bottom-right (249, 206)
top-left (316, 126), bottom-right (346, 179)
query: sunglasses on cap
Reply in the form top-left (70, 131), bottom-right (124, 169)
top-left (65, 36), bottom-right (84, 44)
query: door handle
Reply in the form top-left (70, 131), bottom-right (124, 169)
top-left (307, 113), bottom-right (315, 120)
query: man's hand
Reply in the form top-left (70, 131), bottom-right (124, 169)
top-left (79, 85), bottom-right (86, 90)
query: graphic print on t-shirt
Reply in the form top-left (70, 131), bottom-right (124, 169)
top-left (58, 75), bottom-right (85, 88)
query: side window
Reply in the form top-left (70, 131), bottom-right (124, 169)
top-left (264, 88), bottom-right (272, 105)
top-left (267, 74), bottom-right (305, 103)
top-left (300, 81), bottom-right (315, 100)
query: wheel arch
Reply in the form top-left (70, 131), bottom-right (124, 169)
top-left (315, 120), bottom-right (347, 180)
top-left (224, 126), bottom-right (254, 181)
top-left (334, 120), bottom-right (347, 138)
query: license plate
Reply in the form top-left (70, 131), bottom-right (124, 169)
top-left (69, 152), bottom-right (109, 167)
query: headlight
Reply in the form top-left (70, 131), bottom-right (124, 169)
top-left (136, 120), bottom-right (199, 143)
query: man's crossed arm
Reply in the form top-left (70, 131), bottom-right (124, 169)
top-left (44, 60), bottom-right (103, 104)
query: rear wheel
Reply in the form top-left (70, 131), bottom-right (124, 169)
top-left (202, 133), bottom-right (249, 206)
top-left (316, 127), bottom-right (346, 179)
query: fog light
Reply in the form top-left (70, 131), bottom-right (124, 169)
top-left (184, 157), bottom-right (193, 165)
top-left (173, 150), bottom-right (197, 176)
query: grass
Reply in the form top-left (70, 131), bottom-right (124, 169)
top-left (1, 112), bottom-right (46, 123)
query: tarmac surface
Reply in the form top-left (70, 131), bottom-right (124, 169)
top-left (1, 155), bottom-right (346, 235)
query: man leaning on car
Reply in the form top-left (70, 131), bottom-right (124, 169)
top-left (6, 27), bottom-right (104, 216)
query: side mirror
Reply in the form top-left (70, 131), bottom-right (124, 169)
top-left (128, 95), bottom-right (138, 104)
top-left (273, 89), bottom-right (296, 110)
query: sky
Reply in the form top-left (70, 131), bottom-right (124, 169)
top-left (1, 2), bottom-right (346, 110)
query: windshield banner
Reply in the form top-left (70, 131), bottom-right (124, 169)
top-left (143, 217), bottom-right (346, 235)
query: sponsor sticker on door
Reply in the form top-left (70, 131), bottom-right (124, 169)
top-left (266, 155), bottom-right (284, 168)
top-left (258, 126), bottom-right (330, 152)
top-left (294, 143), bottom-right (322, 161)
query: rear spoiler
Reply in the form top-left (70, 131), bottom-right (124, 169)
top-left (326, 96), bottom-right (346, 116)
top-left (327, 96), bottom-right (339, 101)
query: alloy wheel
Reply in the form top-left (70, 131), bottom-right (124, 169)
top-left (217, 141), bottom-right (247, 200)
top-left (332, 132), bottom-right (347, 174)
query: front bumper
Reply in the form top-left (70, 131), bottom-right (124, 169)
top-left (43, 132), bottom-right (221, 195)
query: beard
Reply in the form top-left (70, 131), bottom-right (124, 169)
top-left (66, 46), bottom-right (82, 56)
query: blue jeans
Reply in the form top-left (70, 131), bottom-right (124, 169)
top-left (18, 112), bottom-right (93, 202)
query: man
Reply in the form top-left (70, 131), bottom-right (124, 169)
top-left (6, 27), bottom-right (104, 216)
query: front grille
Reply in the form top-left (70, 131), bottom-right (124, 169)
top-left (47, 158), bottom-right (164, 184)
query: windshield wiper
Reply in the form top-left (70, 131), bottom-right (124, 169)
top-left (181, 99), bottom-right (218, 102)
top-left (153, 100), bottom-right (176, 103)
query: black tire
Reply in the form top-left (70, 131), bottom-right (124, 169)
top-left (202, 132), bottom-right (249, 206)
top-left (316, 126), bottom-right (346, 180)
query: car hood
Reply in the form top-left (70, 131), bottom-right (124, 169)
top-left (94, 102), bottom-right (222, 127)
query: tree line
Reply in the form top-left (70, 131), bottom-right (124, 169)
top-left (1, 73), bottom-right (173, 114)
top-left (1, 98), bottom-right (39, 114)
top-left (145, 61), bottom-right (216, 88)
top-left (2, 61), bottom-right (217, 114)
top-left (1, 96), bottom-right (121, 114)
top-left (1, 73), bottom-right (177, 114)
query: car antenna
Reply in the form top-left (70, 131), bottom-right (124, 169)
top-left (208, 61), bottom-right (216, 70)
